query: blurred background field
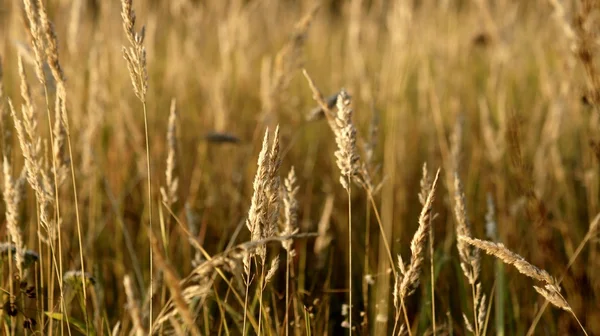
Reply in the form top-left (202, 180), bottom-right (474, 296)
top-left (0, 0), bottom-right (599, 335)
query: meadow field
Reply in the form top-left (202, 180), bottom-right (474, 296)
top-left (0, 0), bottom-right (599, 335)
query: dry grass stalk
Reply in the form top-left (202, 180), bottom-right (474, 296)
top-left (121, 0), bottom-right (148, 102)
top-left (124, 275), bottom-right (147, 336)
top-left (266, 127), bottom-right (282, 236)
top-left (454, 173), bottom-right (486, 335)
top-left (264, 256), bottom-right (280, 285)
top-left (38, 1), bottom-right (65, 86)
top-left (462, 235), bottom-right (590, 334)
top-left (396, 168), bottom-right (440, 301)
top-left (8, 98), bottom-right (55, 239)
top-left (453, 174), bottom-right (480, 285)
top-left (464, 283), bottom-right (487, 335)
top-left (302, 69), bottom-right (336, 128)
top-left (17, 55), bottom-right (35, 131)
top-left (245, 126), bottom-right (281, 266)
top-left (452, 119), bottom-right (486, 335)
top-left (419, 163), bottom-right (437, 334)
top-left (393, 168), bottom-right (440, 336)
top-left (419, 163), bottom-right (432, 205)
top-left (302, 75), bottom-right (372, 191)
top-left (22, 0), bottom-right (47, 86)
top-left (333, 90), bottom-right (361, 191)
top-left (331, 89), bottom-right (361, 332)
top-left (281, 166), bottom-right (298, 336)
top-left (150, 234), bottom-right (201, 336)
top-left (281, 167), bottom-right (299, 252)
top-left (3, 158), bottom-right (25, 276)
top-left (121, 0), bottom-right (153, 324)
top-left (458, 236), bottom-right (578, 314)
top-left (161, 99), bottom-right (179, 207)
top-left (459, 236), bottom-right (555, 287)
top-left (51, 93), bottom-right (68, 186)
top-left (33, 0), bottom-right (88, 305)
top-left (243, 126), bottom-right (282, 334)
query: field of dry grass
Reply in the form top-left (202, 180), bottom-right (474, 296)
top-left (0, 0), bottom-right (599, 335)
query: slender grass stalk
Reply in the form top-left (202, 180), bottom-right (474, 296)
top-left (282, 167), bottom-right (298, 336)
top-left (142, 100), bottom-right (153, 330)
top-left (428, 230), bottom-right (436, 335)
top-left (258, 260), bottom-right (265, 334)
top-left (285, 251), bottom-right (291, 336)
top-left (121, 0), bottom-right (152, 330)
top-left (366, 191), bottom-right (396, 276)
top-left (362, 197), bottom-right (371, 332)
top-left (243, 262), bottom-right (251, 335)
top-left (347, 175), bottom-right (353, 333)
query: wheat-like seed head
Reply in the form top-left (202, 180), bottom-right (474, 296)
top-left (161, 99), bottom-right (179, 206)
top-left (459, 235), bottom-right (572, 311)
top-left (121, 0), bottom-right (148, 102)
top-left (246, 126), bottom-right (282, 266)
top-left (121, 0), bottom-right (137, 48)
top-left (454, 173), bottom-right (480, 285)
top-left (52, 93), bottom-right (68, 186)
top-left (333, 90), bottom-right (360, 190)
top-left (397, 169), bottom-right (440, 301)
top-left (265, 256), bottom-right (280, 285)
top-left (533, 284), bottom-right (571, 312)
top-left (22, 0), bottom-right (46, 86)
top-left (8, 98), bottom-right (55, 240)
top-left (38, 1), bottom-right (65, 85)
top-left (17, 56), bottom-right (35, 128)
top-left (247, 128), bottom-right (271, 264)
top-left (3, 158), bottom-right (24, 275)
top-left (458, 235), bottom-right (554, 284)
top-left (475, 283), bottom-right (487, 332)
top-left (281, 166), bottom-right (299, 252)
top-left (265, 126), bottom-right (281, 238)
top-left (418, 162), bottom-right (431, 206)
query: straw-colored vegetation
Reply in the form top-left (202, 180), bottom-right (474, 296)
top-left (0, 0), bottom-right (598, 335)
